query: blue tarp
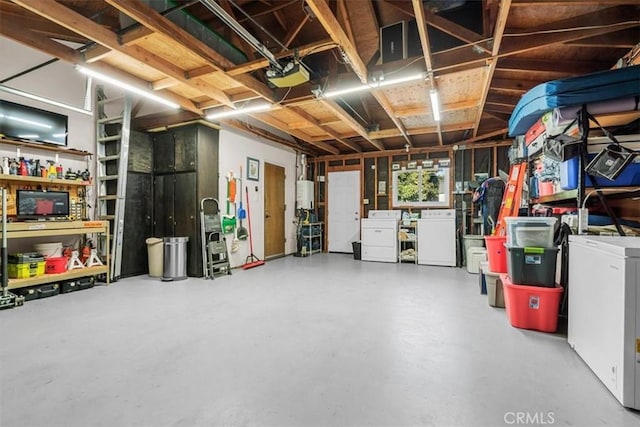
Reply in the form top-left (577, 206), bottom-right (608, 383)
top-left (508, 66), bottom-right (640, 137)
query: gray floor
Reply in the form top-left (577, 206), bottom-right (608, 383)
top-left (1, 254), bottom-right (638, 427)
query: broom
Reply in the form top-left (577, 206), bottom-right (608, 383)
top-left (242, 186), bottom-right (265, 270)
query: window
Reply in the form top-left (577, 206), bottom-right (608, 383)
top-left (392, 164), bottom-right (450, 208)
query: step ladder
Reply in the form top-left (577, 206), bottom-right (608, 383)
top-left (494, 161), bottom-right (528, 236)
top-left (200, 198), bottom-right (231, 279)
top-left (95, 86), bottom-right (132, 282)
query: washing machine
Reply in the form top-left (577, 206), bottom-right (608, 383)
top-left (417, 209), bottom-right (457, 266)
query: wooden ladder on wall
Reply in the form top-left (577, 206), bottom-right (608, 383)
top-left (95, 86), bottom-right (132, 282)
top-left (494, 162), bottom-right (527, 236)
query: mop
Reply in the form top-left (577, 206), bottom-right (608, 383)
top-left (242, 186), bottom-right (265, 270)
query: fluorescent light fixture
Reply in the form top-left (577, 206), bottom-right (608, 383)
top-left (321, 72), bottom-right (426, 99)
top-left (0, 85), bottom-right (93, 116)
top-left (429, 89), bottom-right (441, 121)
top-left (205, 103), bottom-right (272, 121)
top-left (17, 134), bottom-right (39, 139)
top-left (76, 66), bottom-right (180, 109)
top-left (0, 113), bottom-right (52, 129)
top-left (52, 133), bottom-right (67, 138)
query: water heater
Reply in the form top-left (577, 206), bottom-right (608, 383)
top-left (296, 180), bottom-right (314, 209)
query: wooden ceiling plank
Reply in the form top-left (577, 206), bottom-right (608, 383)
top-left (0, 19), bottom-right (201, 114)
top-left (305, 0), bottom-right (368, 84)
top-left (461, 128), bottom-right (508, 143)
top-left (250, 113), bottom-right (340, 155)
top-left (0, 7), bottom-right (87, 44)
top-left (227, 39), bottom-right (336, 76)
top-left (225, 119), bottom-right (316, 156)
top-left (337, 0), bottom-right (356, 47)
top-left (320, 99), bottom-right (385, 151)
top-left (105, 0), bottom-right (275, 103)
top-left (512, 0), bottom-right (634, 5)
top-left (289, 106), bottom-right (362, 152)
top-left (472, 0), bottom-right (512, 138)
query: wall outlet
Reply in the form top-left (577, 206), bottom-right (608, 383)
top-left (578, 208), bottom-right (589, 234)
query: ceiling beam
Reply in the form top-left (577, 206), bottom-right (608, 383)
top-left (512, 0), bottom-right (634, 5)
top-left (104, 0), bottom-right (274, 103)
top-left (496, 57), bottom-right (610, 75)
top-left (395, 99), bottom-right (481, 117)
top-left (491, 78), bottom-right (537, 93)
top-left (11, 0), bottom-right (232, 106)
top-left (305, 0), bottom-right (368, 84)
top-left (473, 0), bottom-right (512, 138)
top-left (282, 15), bottom-right (310, 49)
top-left (225, 119), bottom-right (316, 156)
top-left (247, 112), bottom-right (340, 155)
top-left (288, 107), bottom-right (362, 153)
top-left (0, 19), bottom-right (200, 114)
top-left (413, 0), bottom-right (443, 145)
top-left (486, 92), bottom-right (521, 107)
top-left (227, 39), bottom-right (337, 76)
top-left (320, 99), bottom-right (385, 151)
top-left (0, 4), bottom-right (87, 44)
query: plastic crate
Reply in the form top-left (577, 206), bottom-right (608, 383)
top-left (507, 246), bottom-right (558, 287)
top-left (501, 274), bottom-right (563, 333)
top-left (8, 253), bottom-right (46, 278)
top-left (505, 217), bottom-right (556, 248)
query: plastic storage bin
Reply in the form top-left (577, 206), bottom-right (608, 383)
top-left (466, 248), bottom-right (487, 274)
top-left (482, 266), bottom-right (504, 308)
top-left (560, 157), bottom-right (579, 190)
top-left (8, 253), bottom-right (46, 278)
top-left (485, 235), bottom-right (507, 273)
top-left (505, 217), bottom-right (557, 248)
top-left (507, 246), bottom-right (558, 287)
top-left (501, 274), bottom-right (563, 332)
top-left (45, 256), bottom-right (68, 274)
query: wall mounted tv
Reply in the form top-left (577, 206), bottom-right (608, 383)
top-left (0, 99), bottom-right (68, 146)
top-left (16, 190), bottom-right (70, 220)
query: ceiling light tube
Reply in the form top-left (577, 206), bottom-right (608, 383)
top-left (429, 89), bottom-right (441, 122)
top-left (322, 72), bottom-right (427, 99)
top-left (76, 66), bottom-right (180, 109)
top-left (205, 103), bottom-right (272, 121)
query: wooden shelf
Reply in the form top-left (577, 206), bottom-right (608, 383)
top-left (531, 190), bottom-right (578, 204)
top-left (0, 174), bottom-right (90, 187)
top-left (8, 265), bottom-right (107, 290)
top-left (0, 137), bottom-right (92, 157)
top-left (531, 187), bottom-right (640, 205)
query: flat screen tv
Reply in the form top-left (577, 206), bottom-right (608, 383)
top-left (16, 190), bottom-right (70, 220)
top-left (0, 99), bottom-right (68, 146)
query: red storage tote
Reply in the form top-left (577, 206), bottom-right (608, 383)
top-left (501, 274), bottom-right (563, 333)
top-left (485, 236), bottom-right (507, 273)
top-left (45, 256), bottom-right (68, 274)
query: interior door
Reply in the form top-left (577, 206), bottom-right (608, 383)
top-left (264, 162), bottom-right (285, 259)
top-left (328, 170), bottom-right (360, 252)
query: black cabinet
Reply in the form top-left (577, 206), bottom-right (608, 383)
top-left (121, 131), bottom-right (153, 278)
top-left (152, 124), bottom-right (219, 277)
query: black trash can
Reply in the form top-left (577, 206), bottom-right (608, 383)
top-left (352, 241), bottom-right (361, 260)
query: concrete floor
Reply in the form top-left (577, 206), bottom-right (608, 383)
top-left (1, 254), bottom-right (639, 427)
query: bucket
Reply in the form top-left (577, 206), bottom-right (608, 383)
top-left (34, 242), bottom-right (63, 258)
top-left (484, 235), bottom-right (507, 273)
top-left (538, 181), bottom-right (555, 196)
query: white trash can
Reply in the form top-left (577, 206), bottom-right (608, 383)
top-left (146, 237), bottom-right (164, 277)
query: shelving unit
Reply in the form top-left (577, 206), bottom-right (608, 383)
top-left (0, 137), bottom-right (93, 157)
top-left (398, 222), bottom-right (417, 264)
top-left (301, 222), bottom-right (323, 255)
top-left (1, 220), bottom-right (110, 290)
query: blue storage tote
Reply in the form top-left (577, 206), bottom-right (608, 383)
top-left (560, 157), bottom-right (579, 190)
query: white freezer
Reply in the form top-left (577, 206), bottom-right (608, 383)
top-left (567, 235), bottom-right (640, 409)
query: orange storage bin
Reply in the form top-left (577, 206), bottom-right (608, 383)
top-left (485, 235), bottom-right (507, 273)
top-left (501, 274), bottom-right (563, 333)
top-left (45, 256), bottom-right (68, 274)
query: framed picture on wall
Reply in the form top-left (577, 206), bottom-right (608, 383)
top-left (247, 157), bottom-right (260, 181)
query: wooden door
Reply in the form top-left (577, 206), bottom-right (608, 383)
top-left (264, 162), bottom-right (285, 259)
top-left (328, 170), bottom-right (361, 252)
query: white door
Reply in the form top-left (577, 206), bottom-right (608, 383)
top-left (328, 170), bottom-right (360, 252)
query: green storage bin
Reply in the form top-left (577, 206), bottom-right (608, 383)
top-left (506, 246), bottom-right (558, 287)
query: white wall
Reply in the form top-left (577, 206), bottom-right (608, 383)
top-left (218, 128), bottom-right (298, 267)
